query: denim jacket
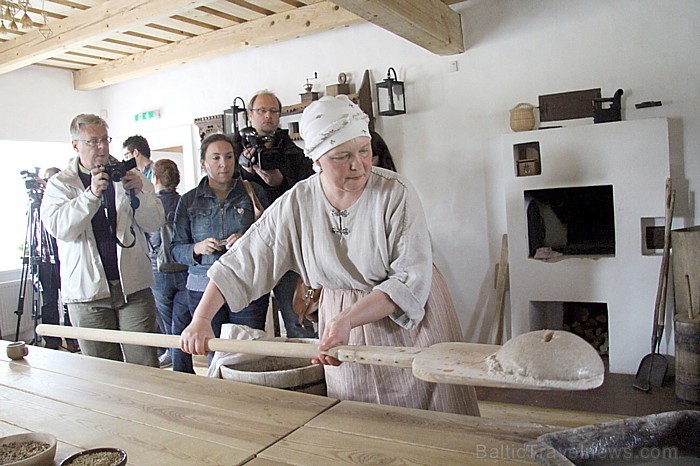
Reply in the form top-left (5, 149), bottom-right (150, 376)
top-left (171, 175), bottom-right (269, 279)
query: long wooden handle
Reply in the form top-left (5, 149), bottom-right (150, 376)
top-left (36, 324), bottom-right (603, 390)
top-left (651, 179), bottom-right (674, 348)
top-left (35, 324), bottom-right (416, 368)
top-left (656, 183), bottom-right (675, 332)
top-left (37, 324), bottom-right (320, 358)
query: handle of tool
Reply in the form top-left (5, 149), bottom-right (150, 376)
top-left (35, 324), bottom-right (415, 368)
top-left (655, 184), bottom-right (675, 346)
top-left (37, 324), bottom-right (321, 358)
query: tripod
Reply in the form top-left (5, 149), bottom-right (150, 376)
top-left (14, 186), bottom-right (46, 344)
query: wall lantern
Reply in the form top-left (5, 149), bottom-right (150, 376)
top-left (376, 67), bottom-right (406, 116)
top-left (224, 96), bottom-right (248, 136)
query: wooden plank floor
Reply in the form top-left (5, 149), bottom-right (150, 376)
top-left (475, 370), bottom-right (698, 418)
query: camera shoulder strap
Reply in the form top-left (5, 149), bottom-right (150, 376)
top-left (242, 180), bottom-right (264, 221)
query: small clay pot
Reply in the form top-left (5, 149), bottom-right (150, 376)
top-left (6, 341), bottom-right (28, 360)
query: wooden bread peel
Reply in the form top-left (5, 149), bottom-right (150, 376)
top-left (36, 324), bottom-right (603, 391)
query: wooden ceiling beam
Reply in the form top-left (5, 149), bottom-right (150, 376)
top-left (0, 0), bottom-right (220, 76)
top-left (329, 0), bottom-right (464, 55)
top-left (72, 1), bottom-right (363, 90)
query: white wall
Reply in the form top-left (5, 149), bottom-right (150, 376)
top-left (0, 66), bottom-right (101, 143)
top-left (1, 1), bottom-right (698, 362)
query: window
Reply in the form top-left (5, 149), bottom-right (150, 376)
top-left (0, 140), bottom-right (74, 272)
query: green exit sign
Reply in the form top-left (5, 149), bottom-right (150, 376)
top-left (134, 110), bottom-right (160, 122)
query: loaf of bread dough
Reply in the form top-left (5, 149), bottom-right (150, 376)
top-left (486, 330), bottom-right (604, 389)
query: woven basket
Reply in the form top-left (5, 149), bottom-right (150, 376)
top-left (509, 103), bottom-right (536, 132)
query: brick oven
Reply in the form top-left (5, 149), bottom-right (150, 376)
top-left (502, 118), bottom-right (670, 374)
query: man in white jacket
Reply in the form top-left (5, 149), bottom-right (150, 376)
top-left (41, 114), bottom-right (165, 366)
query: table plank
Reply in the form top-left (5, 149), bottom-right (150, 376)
top-left (478, 401), bottom-right (624, 427)
top-left (2, 342), bottom-right (336, 428)
top-left (244, 459), bottom-right (293, 465)
top-left (307, 401), bottom-right (560, 453)
top-left (1, 362), bottom-right (296, 450)
top-left (2, 341), bottom-right (335, 465)
top-left (1, 384), bottom-right (253, 465)
top-left (306, 401), bottom-right (562, 452)
top-left (258, 425), bottom-right (535, 465)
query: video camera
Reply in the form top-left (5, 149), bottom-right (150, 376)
top-left (238, 127), bottom-right (284, 171)
top-left (102, 157), bottom-right (137, 182)
top-left (20, 169), bottom-right (45, 196)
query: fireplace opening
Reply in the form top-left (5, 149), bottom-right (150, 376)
top-left (529, 301), bottom-right (609, 356)
top-left (525, 184), bottom-right (615, 258)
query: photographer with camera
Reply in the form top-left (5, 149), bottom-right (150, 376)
top-left (233, 91), bottom-right (317, 339)
top-left (41, 114), bottom-right (164, 367)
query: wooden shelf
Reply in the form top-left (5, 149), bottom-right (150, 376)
top-left (281, 101), bottom-right (312, 116)
top-left (281, 92), bottom-right (361, 116)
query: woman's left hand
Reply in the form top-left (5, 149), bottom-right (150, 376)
top-left (314, 314), bottom-right (352, 366)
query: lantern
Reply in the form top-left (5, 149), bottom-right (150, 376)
top-left (376, 67), bottom-right (405, 116)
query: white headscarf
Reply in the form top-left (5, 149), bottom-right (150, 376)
top-left (300, 95), bottom-right (371, 162)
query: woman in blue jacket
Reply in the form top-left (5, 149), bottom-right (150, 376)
top-left (171, 133), bottom-right (270, 373)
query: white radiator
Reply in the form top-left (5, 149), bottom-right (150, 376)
top-left (0, 279), bottom-right (35, 342)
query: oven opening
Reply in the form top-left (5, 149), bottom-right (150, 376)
top-left (525, 185), bottom-right (615, 258)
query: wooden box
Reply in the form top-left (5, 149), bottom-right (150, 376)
top-left (517, 159), bottom-right (540, 176)
top-left (539, 88), bottom-right (601, 122)
top-left (326, 83), bottom-right (351, 96)
top-left (300, 91), bottom-right (320, 103)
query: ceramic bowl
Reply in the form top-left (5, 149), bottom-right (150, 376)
top-left (0, 432), bottom-right (57, 466)
top-left (60, 447), bottom-right (127, 466)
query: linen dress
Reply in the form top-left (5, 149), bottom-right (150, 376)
top-left (209, 167), bottom-right (479, 415)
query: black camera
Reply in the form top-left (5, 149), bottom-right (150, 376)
top-left (238, 127), bottom-right (284, 171)
top-left (20, 170), bottom-right (45, 204)
top-left (102, 157), bottom-right (137, 182)
top-left (20, 170), bottom-right (45, 192)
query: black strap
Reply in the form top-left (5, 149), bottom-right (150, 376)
top-left (101, 188), bottom-right (138, 249)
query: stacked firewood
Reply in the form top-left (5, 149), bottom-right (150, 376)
top-left (563, 304), bottom-right (609, 355)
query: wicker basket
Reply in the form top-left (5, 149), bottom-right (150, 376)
top-left (509, 103), bottom-right (536, 132)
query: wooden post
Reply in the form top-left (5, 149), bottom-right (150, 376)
top-left (489, 234), bottom-right (509, 345)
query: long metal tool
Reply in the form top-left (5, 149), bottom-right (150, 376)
top-left (36, 324), bottom-right (604, 391)
top-left (634, 178), bottom-right (675, 391)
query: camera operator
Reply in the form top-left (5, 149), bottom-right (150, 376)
top-left (41, 114), bottom-right (164, 367)
top-left (232, 91), bottom-right (317, 338)
top-left (35, 167), bottom-right (79, 352)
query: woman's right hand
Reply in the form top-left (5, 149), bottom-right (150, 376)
top-left (180, 316), bottom-right (215, 355)
top-left (313, 313), bottom-right (352, 367)
top-left (193, 237), bottom-right (225, 256)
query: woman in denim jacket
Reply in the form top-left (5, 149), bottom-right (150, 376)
top-left (171, 133), bottom-right (270, 373)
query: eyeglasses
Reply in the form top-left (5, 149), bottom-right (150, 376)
top-left (76, 136), bottom-right (112, 146)
top-left (251, 108), bottom-right (280, 116)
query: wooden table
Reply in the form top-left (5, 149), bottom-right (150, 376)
top-left (1, 340), bottom-right (619, 465)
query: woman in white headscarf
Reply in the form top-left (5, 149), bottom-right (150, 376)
top-left (180, 95), bottom-right (479, 415)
